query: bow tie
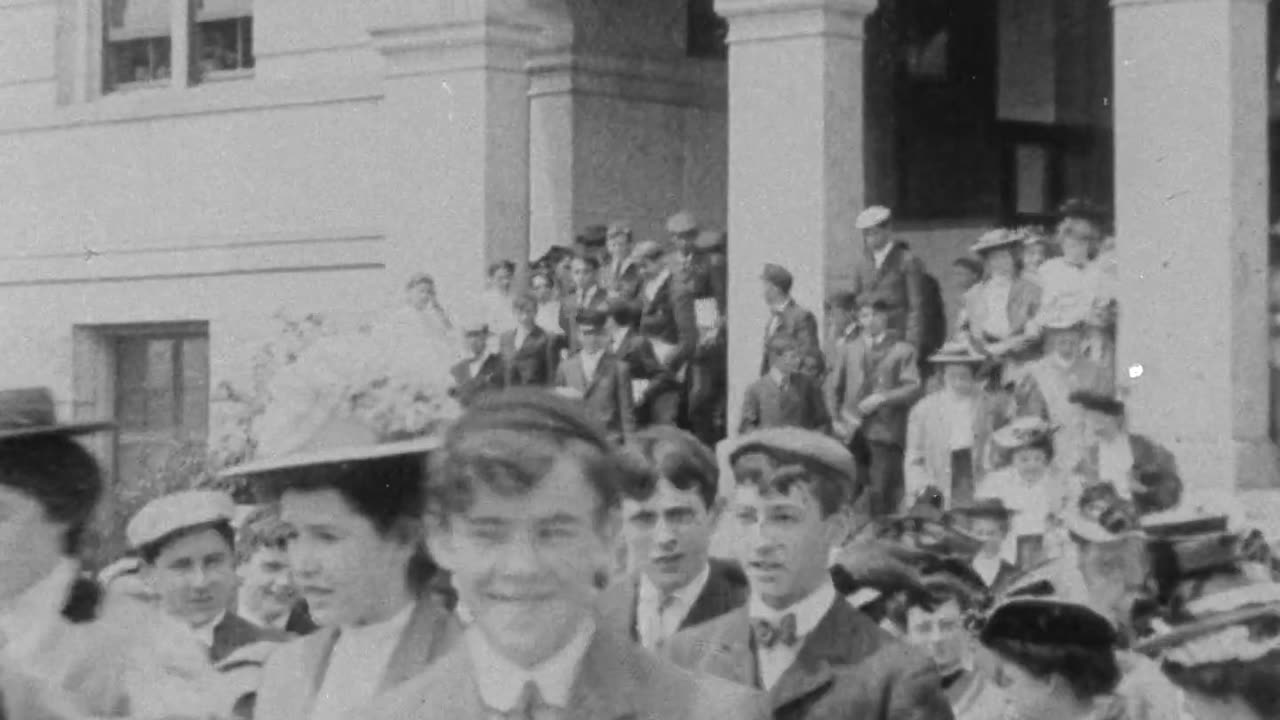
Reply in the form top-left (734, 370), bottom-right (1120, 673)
top-left (751, 613), bottom-right (798, 649)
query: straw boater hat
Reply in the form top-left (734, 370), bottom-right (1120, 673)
top-left (990, 417), bottom-right (1056, 452)
top-left (928, 340), bottom-right (987, 366)
top-left (969, 229), bottom-right (1021, 256)
top-left (127, 490), bottom-right (236, 551)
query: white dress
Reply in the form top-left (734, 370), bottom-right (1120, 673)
top-left (975, 466), bottom-right (1081, 564)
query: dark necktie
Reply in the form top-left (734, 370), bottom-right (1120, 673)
top-left (751, 613), bottom-right (798, 649)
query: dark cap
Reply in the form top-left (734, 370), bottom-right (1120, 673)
top-left (1069, 391), bottom-right (1125, 417)
top-left (761, 263), bottom-right (793, 291)
top-left (578, 225), bottom-right (608, 246)
top-left (859, 294), bottom-right (894, 313)
top-left (576, 308), bottom-right (608, 332)
top-left (950, 497), bottom-right (1017, 521)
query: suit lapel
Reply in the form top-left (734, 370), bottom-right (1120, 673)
top-left (282, 628), bottom-right (340, 720)
top-left (770, 599), bottom-right (877, 712)
top-left (586, 353), bottom-right (613, 395)
top-left (698, 608), bottom-right (759, 689)
top-left (379, 596), bottom-right (462, 691)
top-left (681, 560), bottom-right (744, 630)
top-left (567, 627), bottom-right (641, 720)
top-left (598, 576), bottom-right (641, 641)
top-left (566, 358), bottom-right (588, 392)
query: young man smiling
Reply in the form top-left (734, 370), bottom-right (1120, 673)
top-left (598, 426), bottom-right (747, 650)
top-left (369, 389), bottom-right (768, 720)
top-left (666, 427), bottom-right (953, 720)
top-left (128, 489), bottom-right (289, 662)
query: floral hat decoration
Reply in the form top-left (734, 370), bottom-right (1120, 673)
top-left (990, 416), bottom-right (1057, 452)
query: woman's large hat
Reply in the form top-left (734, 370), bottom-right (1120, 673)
top-left (970, 229), bottom-right (1021, 255)
top-left (981, 596), bottom-right (1117, 649)
top-left (928, 340), bottom-right (986, 365)
top-left (990, 417), bottom-right (1056, 451)
top-left (221, 415), bottom-right (442, 478)
top-left (0, 387), bottom-right (114, 440)
top-left (1134, 568), bottom-right (1280, 665)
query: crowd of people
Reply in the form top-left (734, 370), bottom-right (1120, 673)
top-left (0, 199), bottom-right (1275, 720)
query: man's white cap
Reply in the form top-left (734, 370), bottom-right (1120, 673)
top-left (127, 490), bottom-right (236, 551)
top-left (855, 206), bottom-right (892, 230)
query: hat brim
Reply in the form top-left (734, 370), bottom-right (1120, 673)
top-left (971, 238), bottom-right (1022, 255)
top-left (1134, 601), bottom-right (1280, 656)
top-left (0, 420), bottom-right (116, 441)
top-left (221, 435), bottom-right (443, 479)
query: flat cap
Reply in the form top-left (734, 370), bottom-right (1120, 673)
top-left (1069, 390), bottom-right (1125, 417)
top-left (631, 239), bottom-right (666, 262)
top-left (729, 427), bottom-right (857, 481)
top-left (127, 490), bottom-right (235, 550)
top-left (666, 211), bottom-right (699, 235)
top-left (981, 597), bottom-right (1117, 649)
top-left (761, 263), bottom-right (793, 290)
top-left (694, 229), bottom-right (726, 252)
top-left (575, 308), bottom-right (608, 332)
top-left (855, 206), bottom-right (892, 230)
top-left (578, 224), bottom-right (608, 245)
top-left (606, 221), bottom-right (631, 238)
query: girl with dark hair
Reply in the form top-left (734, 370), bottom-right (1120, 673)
top-left (224, 411), bottom-right (460, 720)
top-left (981, 597), bottom-right (1126, 719)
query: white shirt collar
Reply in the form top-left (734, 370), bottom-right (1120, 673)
top-left (0, 558), bottom-right (78, 659)
top-left (238, 603), bottom-right (289, 632)
top-left (191, 611), bottom-right (226, 649)
top-left (611, 327), bottom-right (629, 350)
top-left (872, 242), bottom-right (895, 268)
top-left (748, 579), bottom-right (837, 639)
top-left (769, 298), bottom-right (793, 315)
top-left (467, 617), bottom-right (595, 711)
top-left (644, 270), bottom-right (671, 301)
top-left (769, 367), bottom-right (788, 385)
top-left (470, 351), bottom-right (492, 369)
top-left (638, 563), bottom-right (710, 615)
top-left (972, 554), bottom-right (1003, 587)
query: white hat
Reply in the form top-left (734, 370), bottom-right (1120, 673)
top-left (855, 206), bottom-right (892, 230)
top-left (127, 490), bottom-right (235, 551)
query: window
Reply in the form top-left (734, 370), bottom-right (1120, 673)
top-left (102, 0), bottom-right (252, 94)
top-left (72, 322), bottom-right (210, 568)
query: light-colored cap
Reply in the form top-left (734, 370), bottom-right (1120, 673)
top-left (666, 211), bottom-right (699, 235)
top-left (990, 416), bottom-right (1056, 450)
top-left (855, 206), bottom-right (892, 230)
top-left (127, 490), bottom-right (235, 550)
top-left (970, 228), bottom-right (1021, 255)
top-left (727, 426), bottom-right (857, 480)
top-left (606, 221), bottom-right (631, 238)
top-left (928, 340), bottom-right (986, 365)
top-left (630, 239), bottom-right (666, 263)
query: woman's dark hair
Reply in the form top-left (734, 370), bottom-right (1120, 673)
top-left (254, 453), bottom-right (437, 592)
top-left (1163, 645), bottom-right (1280, 718)
top-left (0, 435), bottom-right (103, 555)
top-left (985, 637), bottom-right (1121, 701)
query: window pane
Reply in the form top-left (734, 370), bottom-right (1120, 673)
top-left (196, 18), bottom-right (252, 73)
top-left (180, 337), bottom-right (210, 436)
top-left (105, 0), bottom-right (170, 41)
top-left (144, 340), bottom-right (177, 430)
top-left (105, 37), bottom-right (172, 87)
top-left (195, 0), bottom-right (251, 21)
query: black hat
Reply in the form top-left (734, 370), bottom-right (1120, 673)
top-left (950, 497), bottom-right (1017, 522)
top-left (1069, 390), bottom-right (1125, 417)
top-left (981, 597), bottom-right (1118, 649)
top-left (0, 388), bottom-right (114, 441)
top-left (576, 308), bottom-right (608, 332)
top-left (578, 225), bottom-right (608, 246)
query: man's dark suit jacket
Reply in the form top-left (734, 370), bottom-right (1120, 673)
top-left (761, 300), bottom-right (824, 377)
top-left (211, 611), bottom-right (289, 664)
top-left (448, 353), bottom-right (505, 406)
top-left (612, 329), bottom-right (676, 410)
top-left (739, 373), bottom-right (831, 435)
top-left (554, 350), bottom-right (635, 442)
top-left (824, 332), bottom-right (922, 446)
top-left (851, 242), bottom-right (927, 352)
top-left (597, 558), bottom-right (748, 642)
top-left (665, 598), bottom-right (954, 720)
top-left (560, 285), bottom-right (610, 353)
top-left (638, 274), bottom-right (699, 372)
top-left (500, 325), bottom-right (558, 386)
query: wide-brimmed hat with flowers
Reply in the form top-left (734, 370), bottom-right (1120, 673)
top-left (0, 387), bottom-right (114, 441)
top-left (970, 228), bottom-right (1021, 256)
top-left (990, 417), bottom-right (1056, 451)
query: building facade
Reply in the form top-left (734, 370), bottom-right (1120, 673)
top-left (1, 0), bottom-right (1276, 523)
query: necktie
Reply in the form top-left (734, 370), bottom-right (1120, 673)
top-left (751, 613), bottom-right (798, 649)
top-left (511, 680), bottom-right (544, 720)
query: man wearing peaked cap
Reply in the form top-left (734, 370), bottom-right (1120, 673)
top-left (666, 210), bottom-right (700, 238)
top-left (0, 387), bottom-right (229, 717)
top-left (1069, 389), bottom-right (1182, 515)
top-left (851, 205), bottom-right (932, 364)
top-left (631, 236), bottom-right (698, 421)
top-left (129, 490), bottom-right (289, 664)
top-left (554, 308), bottom-right (636, 443)
top-left (450, 321), bottom-right (506, 407)
top-left (760, 262), bottom-right (823, 378)
top-left (666, 426), bottom-right (953, 720)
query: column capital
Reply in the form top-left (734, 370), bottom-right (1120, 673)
top-left (717, 0), bottom-right (879, 43)
top-left (368, 1), bottom-right (550, 75)
top-left (1111, 0), bottom-right (1266, 7)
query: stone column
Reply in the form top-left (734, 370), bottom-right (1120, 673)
top-left (721, 0), bottom-right (875, 434)
top-left (1112, 0), bottom-right (1277, 494)
top-left (368, 0), bottom-right (541, 319)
